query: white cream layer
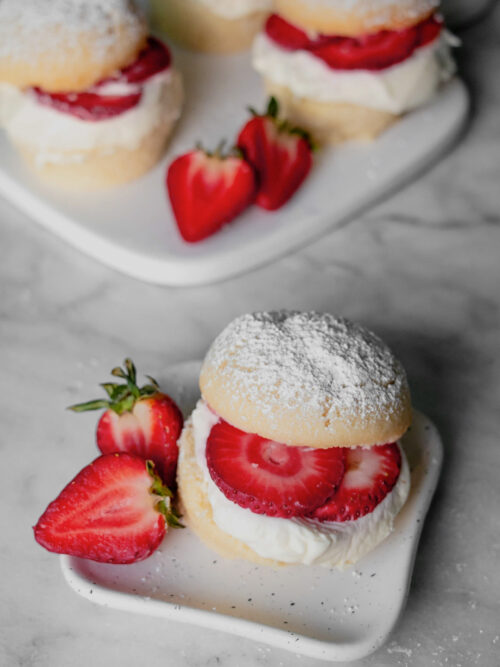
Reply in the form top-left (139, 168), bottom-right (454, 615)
top-left (1, 69), bottom-right (183, 166)
top-left (252, 32), bottom-right (456, 113)
top-left (196, 0), bottom-right (273, 19)
top-left (191, 399), bottom-right (410, 568)
top-left (0, 83), bottom-right (23, 126)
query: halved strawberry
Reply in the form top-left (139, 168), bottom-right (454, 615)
top-left (206, 419), bottom-right (345, 518)
top-left (167, 145), bottom-right (257, 242)
top-left (310, 443), bottom-right (402, 522)
top-left (32, 37), bottom-right (171, 121)
top-left (237, 97), bottom-right (313, 210)
top-left (33, 454), bottom-right (182, 564)
top-left (69, 359), bottom-right (183, 488)
top-left (311, 29), bottom-right (419, 71)
top-left (265, 13), bottom-right (442, 71)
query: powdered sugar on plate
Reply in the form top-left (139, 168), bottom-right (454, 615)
top-left (0, 0), bottom-right (144, 63)
top-left (202, 311), bottom-right (409, 428)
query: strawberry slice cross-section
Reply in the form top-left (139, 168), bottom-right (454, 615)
top-left (206, 419), bottom-right (345, 518)
top-left (237, 97), bottom-right (313, 211)
top-left (310, 443), bottom-right (402, 522)
top-left (265, 13), bottom-right (443, 71)
top-left (33, 454), bottom-right (182, 564)
top-left (167, 144), bottom-right (257, 243)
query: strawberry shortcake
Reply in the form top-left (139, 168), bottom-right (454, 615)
top-left (178, 311), bottom-right (412, 568)
top-left (252, 0), bottom-right (457, 142)
top-left (0, 0), bottom-right (183, 189)
top-left (150, 0), bottom-right (274, 53)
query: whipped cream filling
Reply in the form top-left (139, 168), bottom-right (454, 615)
top-left (252, 32), bottom-right (456, 113)
top-left (1, 69), bottom-right (183, 165)
top-left (191, 400), bottom-right (410, 568)
top-left (0, 83), bottom-right (23, 126)
top-left (196, 0), bottom-right (273, 19)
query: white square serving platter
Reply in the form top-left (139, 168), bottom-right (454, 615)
top-left (0, 45), bottom-right (468, 286)
top-left (61, 360), bottom-right (443, 662)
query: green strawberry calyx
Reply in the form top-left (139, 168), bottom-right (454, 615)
top-left (249, 96), bottom-right (315, 149)
top-left (68, 358), bottom-right (160, 416)
top-left (146, 460), bottom-right (184, 528)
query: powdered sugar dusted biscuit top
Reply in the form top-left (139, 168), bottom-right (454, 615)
top-left (200, 311), bottom-right (412, 448)
top-left (274, 0), bottom-right (439, 36)
top-left (0, 0), bottom-right (147, 91)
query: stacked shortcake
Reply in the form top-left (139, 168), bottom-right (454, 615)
top-left (252, 0), bottom-right (456, 142)
top-left (150, 0), bottom-right (274, 53)
top-left (178, 311), bottom-right (412, 568)
top-left (0, 0), bottom-right (183, 189)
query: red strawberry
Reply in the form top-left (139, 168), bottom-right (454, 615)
top-left (119, 37), bottom-right (171, 84)
top-left (33, 454), bottom-right (182, 564)
top-left (69, 359), bottom-right (183, 488)
top-left (31, 38), bottom-right (172, 121)
top-left (265, 13), bottom-right (442, 72)
top-left (310, 443), bottom-right (402, 522)
top-left (32, 88), bottom-right (142, 121)
top-left (237, 97), bottom-right (313, 211)
top-left (206, 419), bottom-right (345, 518)
top-left (264, 13), bottom-right (311, 51)
top-left (167, 145), bottom-right (257, 243)
top-left (416, 14), bottom-right (443, 49)
top-left (311, 29), bottom-right (418, 71)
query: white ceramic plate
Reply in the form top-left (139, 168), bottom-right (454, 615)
top-left (0, 46), bottom-right (468, 286)
top-left (61, 360), bottom-right (443, 662)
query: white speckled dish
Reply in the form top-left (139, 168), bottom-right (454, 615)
top-left (0, 45), bottom-right (468, 286)
top-left (61, 361), bottom-right (443, 662)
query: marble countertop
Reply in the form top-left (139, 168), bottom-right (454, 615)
top-left (2, 6), bottom-right (499, 667)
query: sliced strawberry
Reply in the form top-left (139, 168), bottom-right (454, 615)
top-left (119, 37), bottom-right (171, 84)
top-left (265, 13), bottom-right (311, 51)
top-left (31, 37), bottom-right (172, 121)
top-left (416, 14), bottom-right (443, 49)
top-left (311, 29), bottom-right (418, 71)
top-left (310, 443), bottom-right (402, 522)
top-left (33, 454), bottom-right (182, 564)
top-left (32, 88), bottom-right (142, 121)
top-left (69, 359), bottom-right (183, 488)
top-left (206, 419), bottom-right (345, 518)
top-left (237, 97), bottom-right (312, 211)
top-left (167, 146), bottom-right (257, 242)
top-left (265, 13), bottom-right (442, 71)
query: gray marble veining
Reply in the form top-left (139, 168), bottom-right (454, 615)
top-left (1, 6), bottom-right (500, 667)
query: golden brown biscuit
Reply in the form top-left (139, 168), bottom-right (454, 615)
top-left (150, 0), bottom-right (270, 54)
top-left (15, 115), bottom-right (176, 190)
top-left (200, 311), bottom-right (411, 448)
top-left (0, 0), bottom-right (147, 92)
top-left (263, 80), bottom-right (397, 143)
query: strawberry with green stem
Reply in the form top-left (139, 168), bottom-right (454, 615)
top-left (167, 142), bottom-right (257, 242)
top-left (69, 359), bottom-right (183, 488)
top-left (237, 96), bottom-right (313, 211)
top-left (34, 454), bottom-right (183, 564)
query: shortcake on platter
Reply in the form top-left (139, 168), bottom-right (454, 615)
top-left (0, 0), bottom-right (183, 189)
top-left (252, 0), bottom-right (456, 142)
top-left (150, 0), bottom-right (274, 53)
top-left (178, 311), bottom-right (412, 568)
